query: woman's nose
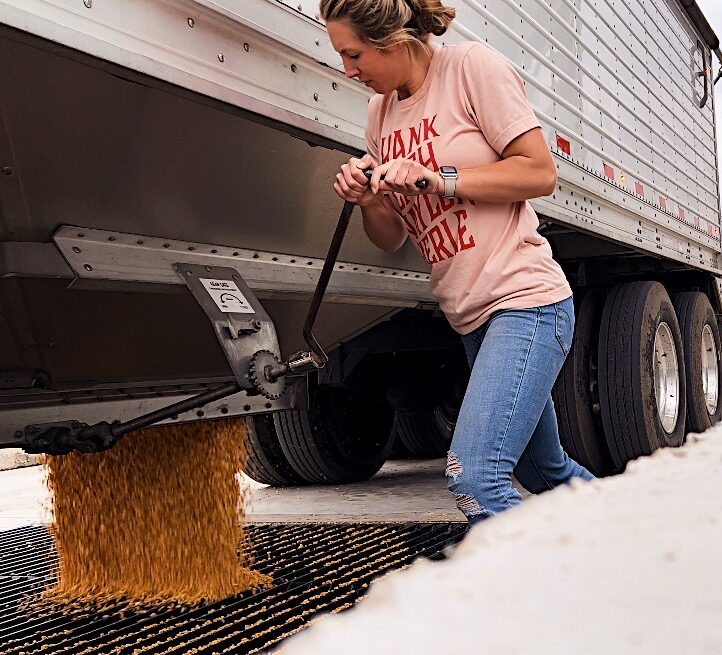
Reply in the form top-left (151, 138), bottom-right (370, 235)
top-left (343, 61), bottom-right (360, 78)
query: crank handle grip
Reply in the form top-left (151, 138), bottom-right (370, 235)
top-left (363, 168), bottom-right (428, 190)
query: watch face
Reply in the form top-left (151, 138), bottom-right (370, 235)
top-left (440, 166), bottom-right (457, 175)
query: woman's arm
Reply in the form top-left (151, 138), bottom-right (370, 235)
top-left (368, 127), bottom-right (556, 204)
top-left (453, 128), bottom-right (557, 202)
top-left (360, 194), bottom-right (407, 252)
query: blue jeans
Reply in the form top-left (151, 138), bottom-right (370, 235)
top-left (447, 296), bottom-right (594, 525)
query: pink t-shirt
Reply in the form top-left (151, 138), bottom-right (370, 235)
top-left (365, 42), bottom-right (572, 335)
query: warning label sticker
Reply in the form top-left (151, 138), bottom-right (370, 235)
top-left (199, 278), bottom-right (254, 314)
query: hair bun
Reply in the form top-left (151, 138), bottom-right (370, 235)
top-left (407, 0), bottom-right (456, 37)
top-left (320, 0), bottom-right (456, 49)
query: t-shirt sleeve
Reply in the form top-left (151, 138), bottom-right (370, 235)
top-left (460, 44), bottom-right (542, 156)
top-left (364, 94), bottom-right (383, 163)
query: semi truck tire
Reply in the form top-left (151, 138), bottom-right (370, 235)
top-left (673, 291), bottom-right (722, 433)
top-left (552, 290), bottom-right (616, 476)
top-left (243, 414), bottom-right (306, 486)
top-left (394, 377), bottom-right (463, 457)
top-left (598, 281), bottom-right (686, 470)
top-left (394, 407), bottom-right (453, 458)
top-left (388, 425), bottom-right (412, 459)
top-left (274, 384), bottom-right (395, 484)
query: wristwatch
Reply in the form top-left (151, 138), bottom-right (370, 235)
top-left (439, 166), bottom-right (458, 198)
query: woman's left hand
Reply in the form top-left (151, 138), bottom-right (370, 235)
top-left (368, 158), bottom-right (442, 197)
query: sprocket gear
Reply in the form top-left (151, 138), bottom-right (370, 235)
top-left (249, 350), bottom-right (286, 400)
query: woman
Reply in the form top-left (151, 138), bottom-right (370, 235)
top-left (320, 0), bottom-right (594, 524)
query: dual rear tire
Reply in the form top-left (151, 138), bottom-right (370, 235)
top-left (552, 289), bottom-right (614, 476)
top-left (554, 282), bottom-right (721, 476)
top-left (597, 282), bottom-right (686, 470)
top-left (244, 381), bottom-right (394, 486)
top-left (393, 402), bottom-right (456, 458)
top-left (243, 353), bottom-right (466, 485)
top-left (392, 376), bottom-right (464, 458)
top-left (674, 291), bottom-right (722, 432)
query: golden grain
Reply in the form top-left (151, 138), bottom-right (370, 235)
top-left (42, 418), bottom-right (271, 607)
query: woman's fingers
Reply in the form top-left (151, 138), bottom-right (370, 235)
top-left (402, 163), bottom-right (422, 192)
top-left (342, 161), bottom-right (372, 192)
top-left (374, 159), bottom-right (404, 192)
top-left (378, 159), bottom-right (415, 193)
top-left (369, 164), bottom-right (386, 194)
top-left (335, 172), bottom-right (363, 201)
top-left (356, 153), bottom-right (375, 173)
top-left (332, 153), bottom-right (380, 203)
top-left (350, 154), bottom-right (377, 184)
top-left (366, 157), bottom-right (431, 196)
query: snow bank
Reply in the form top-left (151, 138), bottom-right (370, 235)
top-left (279, 429), bottom-right (722, 654)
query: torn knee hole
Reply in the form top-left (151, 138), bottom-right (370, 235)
top-left (446, 451), bottom-right (463, 480)
top-left (454, 494), bottom-right (483, 516)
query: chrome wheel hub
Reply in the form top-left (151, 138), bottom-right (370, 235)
top-left (701, 324), bottom-right (719, 416)
top-left (653, 322), bottom-right (680, 433)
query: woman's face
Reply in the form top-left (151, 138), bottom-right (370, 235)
top-left (326, 18), bottom-right (403, 94)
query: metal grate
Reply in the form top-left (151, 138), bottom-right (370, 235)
top-left (0, 522), bottom-right (467, 654)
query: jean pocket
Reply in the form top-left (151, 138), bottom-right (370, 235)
top-left (554, 300), bottom-right (575, 357)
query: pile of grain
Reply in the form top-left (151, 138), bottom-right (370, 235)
top-left (42, 418), bottom-right (270, 606)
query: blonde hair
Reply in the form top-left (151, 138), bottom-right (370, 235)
top-left (319, 0), bottom-right (456, 52)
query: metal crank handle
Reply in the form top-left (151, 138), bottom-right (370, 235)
top-left (268, 199), bottom-right (356, 380)
top-left (267, 169), bottom-right (429, 380)
top-left (362, 168), bottom-right (429, 189)
top-left (267, 170), bottom-right (431, 381)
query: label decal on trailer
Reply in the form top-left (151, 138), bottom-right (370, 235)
top-left (200, 278), bottom-right (254, 314)
top-left (556, 135), bottom-right (571, 155)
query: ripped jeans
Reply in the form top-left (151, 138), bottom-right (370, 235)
top-left (447, 296), bottom-right (594, 525)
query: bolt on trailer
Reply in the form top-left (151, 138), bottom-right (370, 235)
top-left (0, 0), bottom-right (720, 482)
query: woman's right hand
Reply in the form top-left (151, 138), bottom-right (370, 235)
top-left (334, 153), bottom-right (380, 207)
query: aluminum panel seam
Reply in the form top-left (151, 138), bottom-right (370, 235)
top-left (476, 0), bottom-right (712, 138)
top-left (536, 158), bottom-right (721, 273)
top-left (0, 0), bottom-right (367, 150)
top-left (52, 226), bottom-right (436, 305)
top-left (187, 0), bottom-right (337, 69)
top-left (537, 106), bottom-right (718, 227)
top-left (0, 389), bottom-right (290, 443)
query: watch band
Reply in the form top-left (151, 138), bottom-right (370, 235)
top-left (439, 166), bottom-right (458, 198)
top-left (443, 175), bottom-right (457, 198)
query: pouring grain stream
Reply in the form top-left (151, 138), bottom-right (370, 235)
top-left (42, 418), bottom-right (271, 606)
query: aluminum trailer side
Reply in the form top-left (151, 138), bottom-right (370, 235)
top-left (0, 0), bottom-right (720, 481)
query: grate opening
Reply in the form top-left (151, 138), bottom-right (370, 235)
top-left (0, 522), bottom-right (466, 654)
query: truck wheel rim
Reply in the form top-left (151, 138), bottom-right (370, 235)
top-left (701, 324), bottom-right (719, 416)
top-left (653, 322), bottom-right (679, 434)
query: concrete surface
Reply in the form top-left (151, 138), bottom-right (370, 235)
top-left (0, 464), bottom-right (50, 531)
top-left (0, 457), bottom-right (474, 529)
top-left (278, 428), bottom-right (722, 655)
top-left (245, 458), bottom-right (467, 523)
top-left (0, 448), bottom-right (41, 471)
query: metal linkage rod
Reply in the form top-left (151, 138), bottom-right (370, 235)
top-left (109, 381), bottom-right (242, 438)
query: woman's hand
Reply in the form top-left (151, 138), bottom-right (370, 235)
top-left (369, 158), bottom-right (442, 197)
top-left (334, 153), bottom-right (380, 207)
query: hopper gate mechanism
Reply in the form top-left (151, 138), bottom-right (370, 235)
top-left (12, 172), bottom-right (424, 455)
top-left (17, 199), bottom-right (362, 455)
